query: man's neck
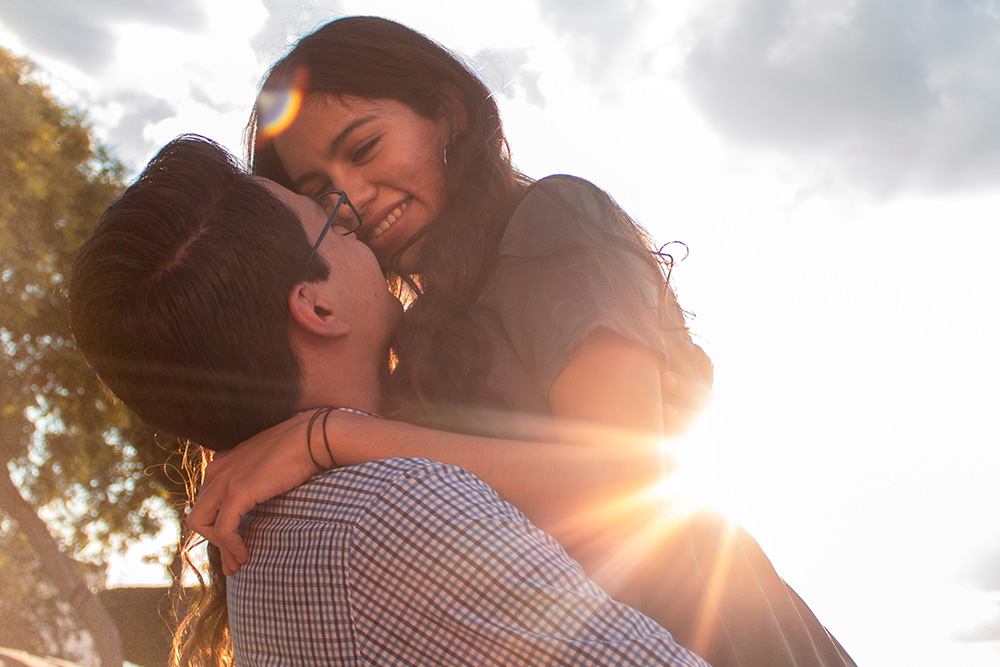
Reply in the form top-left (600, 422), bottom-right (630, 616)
top-left (298, 366), bottom-right (384, 416)
top-left (296, 344), bottom-right (389, 416)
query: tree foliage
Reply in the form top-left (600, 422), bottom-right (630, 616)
top-left (0, 46), bottom-right (185, 663)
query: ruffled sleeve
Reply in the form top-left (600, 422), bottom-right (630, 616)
top-left (488, 175), bottom-right (695, 396)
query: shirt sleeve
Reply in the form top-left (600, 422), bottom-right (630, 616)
top-left (490, 175), bottom-right (697, 396)
top-left (349, 460), bottom-right (710, 667)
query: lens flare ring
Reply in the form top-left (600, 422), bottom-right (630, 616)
top-left (257, 67), bottom-right (309, 139)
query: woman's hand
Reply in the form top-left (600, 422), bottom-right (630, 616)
top-left (186, 410), bottom-right (328, 575)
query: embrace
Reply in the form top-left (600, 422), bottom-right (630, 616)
top-left (70, 15), bottom-right (855, 667)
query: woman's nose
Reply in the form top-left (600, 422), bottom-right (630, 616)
top-left (335, 193), bottom-right (363, 235)
top-left (331, 168), bottom-right (376, 221)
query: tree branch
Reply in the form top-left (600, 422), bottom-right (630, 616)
top-left (0, 467), bottom-right (123, 667)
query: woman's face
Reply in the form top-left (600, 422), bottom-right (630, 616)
top-left (272, 94), bottom-right (451, 272)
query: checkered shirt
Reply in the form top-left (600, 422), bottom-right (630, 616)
top-left (228, 457), bottom-right (710, 667)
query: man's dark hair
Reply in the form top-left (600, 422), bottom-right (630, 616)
top-left (70, 135), bottom-right (328, 450)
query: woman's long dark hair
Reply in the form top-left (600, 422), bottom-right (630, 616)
top-left (249, 16), bottom-right (530, 423)
top-left (169, 448), bottom-right (232, 667)
top-left (249, 16), bottom-right (702, 428)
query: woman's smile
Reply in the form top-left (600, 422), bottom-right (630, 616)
top-left (366, 198), bottom-right (409, 242)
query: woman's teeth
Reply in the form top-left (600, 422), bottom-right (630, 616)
top-left (369, 200), bottom-right (408, 240)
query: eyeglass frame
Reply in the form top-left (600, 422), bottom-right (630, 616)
top-left (300, 190), bottom-right (363, 276)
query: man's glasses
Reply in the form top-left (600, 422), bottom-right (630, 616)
top-left (300, 190), bottom-right (362, 274)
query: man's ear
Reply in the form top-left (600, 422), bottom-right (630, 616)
top-left (288, 282), bottom-right (352, 339)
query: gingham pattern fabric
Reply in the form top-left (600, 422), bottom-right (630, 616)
top-left (228, 457), bottom-right (711, 667)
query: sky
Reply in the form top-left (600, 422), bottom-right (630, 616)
top-left (1, 1), bottom-right (999, 665)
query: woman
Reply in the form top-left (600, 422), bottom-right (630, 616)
top-left (190, 16), bottom-right (855, 667)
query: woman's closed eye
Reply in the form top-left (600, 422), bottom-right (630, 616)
top-left (351, 137), bottom-right (380, 163)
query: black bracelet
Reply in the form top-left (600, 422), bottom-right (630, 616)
top-left (321, 406), bottom-right (334, 469)
top-left (303, 406), bottom-right (382, 472)
top-left (306, 407), bottom-right (336, 471)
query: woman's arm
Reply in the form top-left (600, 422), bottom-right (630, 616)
top-left (552, 328), bottom-right (665, 433)
top-left (189, 330), bottom-right (706, 577)
top-left (191, 178), bottom-right (713, 574)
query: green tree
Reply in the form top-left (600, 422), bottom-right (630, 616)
top-left (0, 47), bottom-right (183, 666)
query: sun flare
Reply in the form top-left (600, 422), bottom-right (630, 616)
top-left (659, 426), bottom-right (747, 527)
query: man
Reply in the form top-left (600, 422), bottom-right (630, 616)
top-left (70, 135), bottom-right (709, 666)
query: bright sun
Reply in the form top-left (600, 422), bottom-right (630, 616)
top-left (659, 415), bottom-right (748, 526)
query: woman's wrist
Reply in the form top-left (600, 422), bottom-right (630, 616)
top-left (302, 406), bottom-right (387, 471)
top-left (305, 407), bottom-right (339, 471)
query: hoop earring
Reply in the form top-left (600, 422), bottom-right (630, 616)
top-left (442, 146), bottom-right (449, 168)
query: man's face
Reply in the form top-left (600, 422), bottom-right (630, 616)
top-left (262, 179), bottom-right (402, 344)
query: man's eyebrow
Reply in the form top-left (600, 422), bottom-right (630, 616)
top-left (291, 115), bottom-right (378, 191)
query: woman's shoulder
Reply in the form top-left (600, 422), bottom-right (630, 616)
top-left (517, 174), bottom-right (611, 213)
top-left (530, 173), bottom-right (603, 190)
top-left (502, 174), bottom-right (619, 253)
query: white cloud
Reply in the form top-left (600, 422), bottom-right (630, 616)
top-left (680, 0), bottom-right (1000, 197)
top-left (0, 0), bottom-right (205, 69)
top-left (538, 0), bottom-right (655, 86)
top-left (253, 0), bottom-right (348, 62)
top-left (473, 47), bottom-right (545, 107)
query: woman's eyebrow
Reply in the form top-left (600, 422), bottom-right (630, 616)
top-left (325, 115), bottom-right (377, 158)
top-left (292, 115), bottom-right (377, 191)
